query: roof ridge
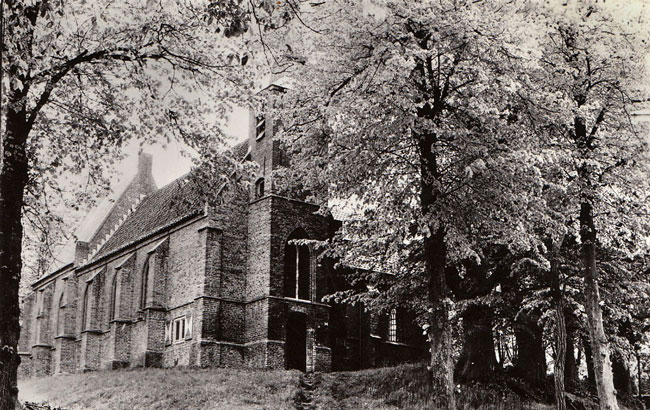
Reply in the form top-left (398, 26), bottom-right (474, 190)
top-left (86, 173), bottom-right (208, 262)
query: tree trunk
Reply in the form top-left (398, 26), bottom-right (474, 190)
top-left (455, 304), bottom-right (497, 383)
top-left (554, 304), bottom-right (567, 410)
top-left (584, 335), bottom-right (596, 390)
top-left (2, 7), bottom-right (38, 408)
top-left (425, 221), bottom-right (455, 409)
top-left (552, 241), bottom-right (567, 410)
top-left (611, 350), bottom-right (634, 397)
top-left (1, 96), bottom-right (31, 410)
top-left (418, 126), bottom-right (455, 409)
top-left (564, 327), bottom-right (578, 392)
top-left (513, 312), bottom-right (547, 387)
top-left (635, 351), bottom-right (642, 399)
top-left (579, 201), bottom-right (619, 410)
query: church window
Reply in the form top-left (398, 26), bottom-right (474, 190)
top-left (81, 282), bottom-right (92, 330)
top-left (256, 114), bottom-right (266, 140)
top-left (255, 178), bottom-right (265, 199)
top-left (36, 290), bottom-right (44, 317)
top-left (172, 316), bottom-right (186, 343)
top-left (109, 272), bottom-right (118, 321)
top-left (140, 255), bottom-right (150, 310)
top-left (56, 291), bottom-right (65, 336)
top-left (388, 309), bottom-right (398, 342)
top-left (283, 229), bottom-right (310, 300)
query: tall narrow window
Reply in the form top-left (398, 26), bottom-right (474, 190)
top-left (255, 114), bottom-right (266, 140)
top-left (109, 272), bottom-right (118, 321)
top-left (56, 291), bottom-right (65, 336)
top-left (36, 290), bottom-right (44, 316)
top-left (297, 245), bottom-right (310, 300)
top-left (284, 244), bottom-right (297, 297)
top-left (283, 229), bottom-right (311, 300)
top-left (388, 309), bottom-right (398, 342)
top-left (255, 178), bottom-right (265, 199)
top-left (81, 282), bottom-right (92, 330)
top-left (172, 316), bottom-right (186, 343)
top-left (140, 255), bottom-right (150, 310)
top-left (35, 290), bottom-right (44, 343)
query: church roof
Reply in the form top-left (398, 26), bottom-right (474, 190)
top-left (89, 176), bottom-right (204, 262)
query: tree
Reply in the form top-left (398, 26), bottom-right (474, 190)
top-left (527, 3), bottom-right (650, 408)
top-left (269, 1), bottom-right (548, 407)
top-left (0, 0), bottom-right (274, 407)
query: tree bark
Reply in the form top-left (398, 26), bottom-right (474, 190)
top-left (454, 304), bottom-right (497, 383)
top-left (1, 6), bottom-right (39, 408)
top-left (554, 304), bottom-right (567, 410)
top-left (611, 350), bottom-right (634, 397)
top-left (418, 124), bottom-right (455, 409)
top-left (584, 335), bottom-right (596, 390)
top-left (1, 94), bottom-right (31, 410)
top-left (552, 241), bottom-right (567, 410)
top-left (426, 228), bottom-right (455, 409)
top-left (635, 351), bottom-right (642, 399)
top-left (579, 201), bottom-right (619, 410)
top-left (564, 327), bottom-right (578, 392)
top-left (512, 312), bottom-right (547, 387)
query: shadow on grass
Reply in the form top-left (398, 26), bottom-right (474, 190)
top-left (314, 363), bottom-right (554, 410)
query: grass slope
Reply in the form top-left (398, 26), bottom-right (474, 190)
top-left (18, 367), bottom-right (300, 410)
top-left (18, 364), bottom-right (563, 410)
top-left (313, 364), bottom-right (553, 410)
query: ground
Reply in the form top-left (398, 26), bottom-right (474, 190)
top-left (18, 367), bottom-right (300, 410)
top-left (18, 364), bottom-right (562, 410)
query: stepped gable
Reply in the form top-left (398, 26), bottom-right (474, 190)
top-left (89, 175), bottom-right (204, 262)
top-left (50, 153), bottom-right (157, 272)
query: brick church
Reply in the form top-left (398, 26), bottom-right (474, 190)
top-left (18, 82), bottom-right (425, 378)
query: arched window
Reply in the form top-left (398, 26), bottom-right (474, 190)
top-left (388, 309), bottom-right (398, 342)
top-left (255, 178), bottom-right (265, 199)
top-left (140, 255), bottom-right (151, 310)
top-left (283, 229), bottom-right (310, 300)
top-left (81, 282), bottom-right (92, 330)
top-left (56, 291), bottom-right (65, 336)
top-left (109, 272), bottom-right (118, 321)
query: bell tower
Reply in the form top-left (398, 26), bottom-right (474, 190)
top-left (247, 80), bottom-right (289, 200)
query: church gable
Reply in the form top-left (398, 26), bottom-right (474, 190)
top-left (49, 153), bottom-right (157, 272)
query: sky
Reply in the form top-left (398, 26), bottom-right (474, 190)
top-left (115, 104), bottom-right (250, 189)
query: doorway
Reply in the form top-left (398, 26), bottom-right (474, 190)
top-left (286, 313), bottom-right (307, 371)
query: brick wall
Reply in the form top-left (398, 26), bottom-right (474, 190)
top-left (17, 354), bottom-right (31, 379)
top-left (269, 196), bottom-right (332, 301)
top-left (18, 293), bottom-right (34, 352)
top-left (53, 337), bottom-right (76, 374)
top-left (31, 346), bottom-right (52, 377)
top-left (247, 199), bottom-right (272, 300)
top-left (167, 226), bottom-right (201, 307)
top-left (244, 299), bottom-right (268, 343)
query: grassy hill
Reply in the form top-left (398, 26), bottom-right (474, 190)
top-left (18, 367), bottom-right (300, 410)
top-left (18, 364), bottom-right (557, 410)
top-left (310, 364), bottom-right (553, 410)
